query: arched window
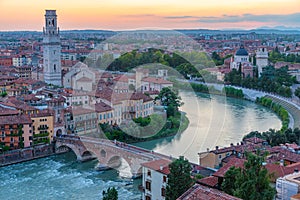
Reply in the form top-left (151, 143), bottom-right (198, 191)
top-left (54, 64), bottom-right (56, 71)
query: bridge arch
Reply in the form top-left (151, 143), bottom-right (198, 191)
top-left (55, 143), bottom-right (82, 161)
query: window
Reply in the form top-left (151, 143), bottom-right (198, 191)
top-left (145, 181), bottom-right (151, 191)
top-left (161, 188), bottom-right (166, 197)
top-left (147, 170), bottom-right (151, 177)
top-left (163, 176), bottom-right (167, 183)
top-left (54, 64), bottom-right (56, 71)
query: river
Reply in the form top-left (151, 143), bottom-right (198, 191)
top-left (0, 92), bottom-right (281, 199)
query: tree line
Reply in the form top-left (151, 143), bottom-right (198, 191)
top-left (256, 97), bottom-right (289, 132)
top-left (225, 66), bottom-right (296, 97)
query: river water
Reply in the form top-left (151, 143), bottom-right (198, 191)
top-left (0, 92), bottom-right (281, 200)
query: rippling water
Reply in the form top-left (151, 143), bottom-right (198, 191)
top-left (0, 92), bottom-right (281, 199)
top-left (0, 152), bottom-right (142, 200)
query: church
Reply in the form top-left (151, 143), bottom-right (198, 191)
top-left (230, 45), bottom-right (255, 78)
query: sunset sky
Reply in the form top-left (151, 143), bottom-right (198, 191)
top-left (0, 0), bottom-right (300, 31)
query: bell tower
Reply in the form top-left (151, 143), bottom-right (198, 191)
top-left (43, 10), bottom-right (62, 86)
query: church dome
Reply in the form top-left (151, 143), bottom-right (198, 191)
top-left (236, 45), bottom-right (248, 56)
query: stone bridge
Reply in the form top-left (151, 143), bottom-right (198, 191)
top-left (55, 135), bottom-right (171, 177)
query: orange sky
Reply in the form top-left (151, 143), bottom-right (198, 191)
top-left (0, 0), bottom-right (299, 30)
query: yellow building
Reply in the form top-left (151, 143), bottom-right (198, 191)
top-left (31, 110), bottom-right (54, 145)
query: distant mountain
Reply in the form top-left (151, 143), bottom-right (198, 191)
top-left (258, 26), bottom-right (300, 31)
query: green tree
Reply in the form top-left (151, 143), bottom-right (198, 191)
top-left (155, 87), bottom-right (183, 112)
top-left (102, 187), bottom-right (118, 200)
top-left (166, 156), bottom-right (194, 200)
top-left (222, 166), bottom-right (241, 195)
top-left (222, 153), bottom-right (275, 200)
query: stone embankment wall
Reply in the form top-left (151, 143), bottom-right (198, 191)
top-left (0, 144), bottom-right (55, 167)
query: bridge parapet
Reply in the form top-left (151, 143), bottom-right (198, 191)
top-left (55, 135), bottom-right (171, 178)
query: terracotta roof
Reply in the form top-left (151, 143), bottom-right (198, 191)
top-left (177, 184), bottom-right (242, 200)
top-left (213, 158), bottom-right (245, 178)
top-left (72, 107), bottom-right (95, 115)
top-left (0, 105), bottom-right (19, 116)
top-left (142, 77), bottom-right (173, 84)
top-left (198, 176), bottom-right (219, 187)
top-left (141, 159), bottom-right (171, 175)
top-left (6, 97), bottom-right (37, 111)
top-left (0, 114), bottom-right (32, 125)
top-left (94, 102), bottom-right (113, 113)
top-left (30, 109), bottom-right (54, 118)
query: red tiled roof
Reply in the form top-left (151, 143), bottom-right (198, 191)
top-left (0, 105), bottom-right (19, 116)
top-left (70, 107), bottom-right (95, 115)
top-left (198, 176), bottom-right (218, 187)
top-left (141, 159), bottom-right (171, 175)
top-left (94, 102), bottom-right (113, 113)
top-left (213, 158), bottom-right (245, 178)
top-left (0, 114), bottom-right (32, 125)
top-left (264, 163), bottom-right (290, 181)
top-left (177, 184), bottom-right (242, 200)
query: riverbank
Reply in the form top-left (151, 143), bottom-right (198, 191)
top-left (101, 111), bottom-right (190, 144)
top-left (174, 79), bottom-right (300, 129)
top-left (0, 144), bottom-right (55, 167)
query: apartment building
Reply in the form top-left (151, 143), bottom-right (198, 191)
top-left (141, 159), bottom-right (171, 200)
top-left (31, 110), bottom-right (54, 145)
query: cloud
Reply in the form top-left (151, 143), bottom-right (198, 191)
top-left (165, 16), bottom-right (198, 19)
top-left (194, 13), bottom-right (300, 24)
top-left (121, 14), bottom-right (157, 18)
top-left (163, 13), bottom-right (300, 25)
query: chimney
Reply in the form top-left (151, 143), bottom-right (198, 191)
top-left (207, 148), bottom-right (209, 152)
top-left (160, 165), bottom-right (163, 171)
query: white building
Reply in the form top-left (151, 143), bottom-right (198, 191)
top-left (141, 159), bottom-right (171, 200)
top-left (230, 45), bottom-right (255, 78)
top-left (43, 10), bottom-right (62, 86)
top-left (12, 55), bottom-right (32, 67)
top-left (230, 45), bottom-right (250, 70)
top-left (276, 172), bottom-right (300, 200)
top-left (256, 47), bottom-right (269, 77)
top-left (63, 62), bottom-right (96, 92)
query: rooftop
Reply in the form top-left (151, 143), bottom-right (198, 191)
top-left (141, 159), bottom-right (171, 175)
top-left (177, 184), bottom-right (242, 200)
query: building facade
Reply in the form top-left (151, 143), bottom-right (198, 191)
top-left (256, 47), bottom-right (269, 77)
top-left (141, 159), bottom-right (170, 200)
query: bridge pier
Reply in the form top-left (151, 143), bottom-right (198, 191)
top-left (77, 155), bottom-right (97, 162)
top-left (95, 163), bottom-right (110, 171)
